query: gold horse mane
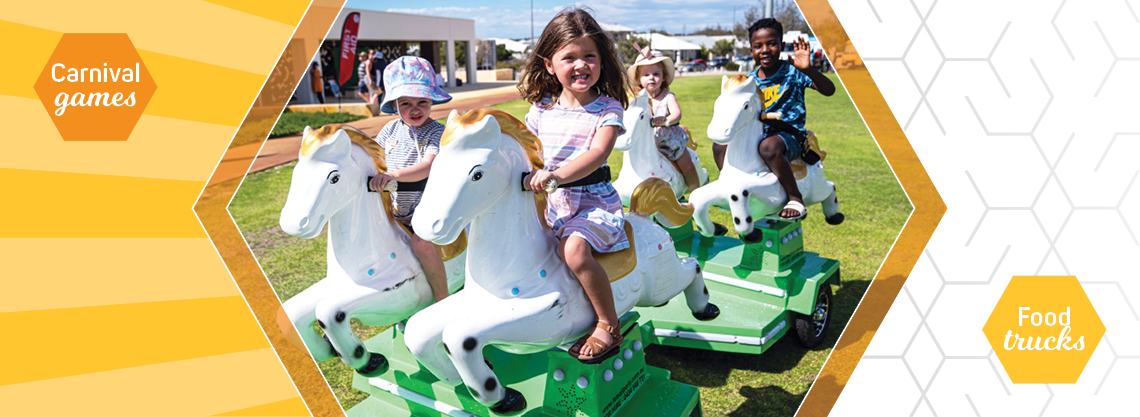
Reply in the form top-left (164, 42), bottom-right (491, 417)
top-left (300, 123), bottom-right (388, 174)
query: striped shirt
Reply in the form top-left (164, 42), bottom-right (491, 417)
top-left (525, 95), bottom-right (628, 252)
top-left (375, 118), bottom-right (443, 221)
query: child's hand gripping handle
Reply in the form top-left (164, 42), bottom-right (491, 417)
top-left (760, 112), bottom-right (784, 121)
top-left (521, 172), bottom-right (558, 193)
top-left (367, 176), bottom-right (427, 193)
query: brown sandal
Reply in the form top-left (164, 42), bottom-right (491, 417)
top-left (568, 321), bottom-right (624, 364)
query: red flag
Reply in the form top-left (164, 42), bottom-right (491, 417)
top-left (337, 12), bottom-right (361, 87)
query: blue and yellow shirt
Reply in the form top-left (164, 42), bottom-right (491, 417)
top-left (750, 61), bottom-right (815, 134)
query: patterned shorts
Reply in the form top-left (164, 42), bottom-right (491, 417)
top-left (654, 125), bottom-right (690, 161)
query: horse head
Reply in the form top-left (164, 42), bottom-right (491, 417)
top-left (615, 90), bottom-right (651, 152)
top-left (414, 109), bottom-right (528, 245)
top-left (707, 74), bottom-right (761, 144)
top-left (280, 125), bottom-right (376, 239)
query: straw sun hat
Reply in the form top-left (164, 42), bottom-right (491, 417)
top-left (626, 43), bottom-right (675, 87)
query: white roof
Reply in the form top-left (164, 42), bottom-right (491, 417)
top-left (488, 38), bottom-right (528, 53)
top-left (328, 9), bottom-right (474, 41)
top-left (630, 33), bottom-right (701, 51)
top-left (599, 22), bottom-right (634, 33)
top-left (674, 35), bottom-right (736, 49)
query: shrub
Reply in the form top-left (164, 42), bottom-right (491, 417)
top-left (269, 112), bottom-right (368, 138)
top-left (725, 62), bottom-right (740, 71)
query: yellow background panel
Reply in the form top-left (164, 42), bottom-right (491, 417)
top-left (0, 21), bottom-right (60, 99)
top-left (0, 169), bottom-right (206, 238)
top-left (0, 238), bottom-right (239, 313)
top-left (202, 0), bottom-right (315, 27)
top-left (0, 0), bottom-right (295, 75)
top-left (0, 349), bottom-right (302, 416)
top-left (1, 96), bottom-right (238, 181)
top-left (1, 297), bottom-right (270, 386)
top-left (139, 50), bottom-right (269, 127)
top-left (214, 397), bottom-right (310, 416)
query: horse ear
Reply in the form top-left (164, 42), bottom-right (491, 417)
top-left (313, 129), bottom-right (352, 159)
top-left (457, 113), bottom-right (501, 150)
top-left (448, 109), bottom-right (459, 125)
top-left (303, 126), bottom-right (313, 138)
top-left (721, 75), bottom-right (729, 92)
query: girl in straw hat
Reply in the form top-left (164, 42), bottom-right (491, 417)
top-left (628, 45), bottom-right (701, 192)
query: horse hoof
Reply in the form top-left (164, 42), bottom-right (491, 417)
top-left (490, 387), bottom-right (527, 415)
top-left (713, 223), bottom-right (729, 236)
top-left (356, 352), bottom-right (389, 377)
top-left (826, 212), bottom-right (845, 225)
top-left (653, 300), bottom-right (669, 308)
top-left (693, 303), bottom-right (721, 321)
top-left (323, 335), bottom-right (339, 358)
top-left (741, 228), bottom-right (764, 244)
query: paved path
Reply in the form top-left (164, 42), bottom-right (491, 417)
top-left (211, 84), bottom-right (522, 185)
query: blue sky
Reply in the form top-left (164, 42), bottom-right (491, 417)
top-left (344, 0), bottom-right (763, 39)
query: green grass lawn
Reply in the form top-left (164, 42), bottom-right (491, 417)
top-left (229, 72), bottom-right (910, 416)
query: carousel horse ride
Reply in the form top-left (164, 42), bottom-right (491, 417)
top-left (632, 74), bottom-right (842, 356)
top-left (344, 109), bottom-right (716, 417)
top-left (612, 89), bottom-right (708, 206)
top-left (275, 124), bottom-right (467, 378)
top-left (691, 74), bottom-right (843, 241)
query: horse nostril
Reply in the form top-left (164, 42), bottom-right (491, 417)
top-left (724, 128), bottom-right (731, 136)
top-left (432, 219), bottom-right (444, 234)
top-left (299, 216), bottom-right (309, 229)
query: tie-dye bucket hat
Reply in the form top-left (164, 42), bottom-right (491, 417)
top-left (380, 56), bottom-right (452, 114)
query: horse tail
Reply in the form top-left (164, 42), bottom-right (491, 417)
top-left (629, 177), bottom-right (694, 227)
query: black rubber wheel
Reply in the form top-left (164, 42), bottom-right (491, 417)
top-left (794, 283), bottom-right (832, 349)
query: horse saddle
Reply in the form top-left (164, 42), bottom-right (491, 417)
top-left (789, 130), bottom-right (827, 180)
top-left (595, 221), bottom-right (637, 282)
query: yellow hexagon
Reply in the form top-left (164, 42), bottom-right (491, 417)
top-left (983, 276), bottom-right (1105, 383)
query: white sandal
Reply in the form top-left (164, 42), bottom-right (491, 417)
top-left (779, 200), bottom-right (807, 220)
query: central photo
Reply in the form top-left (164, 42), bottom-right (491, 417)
top-left (229, 2), bottom-right (909, 416)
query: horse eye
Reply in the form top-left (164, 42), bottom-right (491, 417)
top-left (329, 173), bottom-right (340, 184)
top-left (472, 171), bottom-right (483, 181)
top-left (640, 114), bottom-right (644, 120)
top-left (744, 103), bottom-right (749, 109)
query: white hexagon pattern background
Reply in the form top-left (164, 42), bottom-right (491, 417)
top-left (828, 0), bottom-right (1139, 415)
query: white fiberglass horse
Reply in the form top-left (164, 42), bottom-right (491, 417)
top-left (276, 124), bottom-right (466, 377)
top-left (613, 90), bottom-right (708, 205)
top-left (404, 109), bottom-right (718, 414)
top-left (690, 74), bottom-right (843, 241)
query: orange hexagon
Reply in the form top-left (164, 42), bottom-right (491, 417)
top-left (33, 33), bottom-right (156, 141)
top-left (983, 276), bottom-right (1105, 383)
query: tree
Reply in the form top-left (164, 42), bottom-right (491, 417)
top-left (692, 24), bottom-right (733, 36)
top-left (711, 39), bottom-right (735, 57)
top-left (734, 0), bottom-right (811, 46)
top-left (496, 44), bottom-right (513, 62)
top-left (618, 35), bottom-right (650, 65)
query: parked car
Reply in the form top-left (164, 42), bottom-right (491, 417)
top-left (710, 57), bottom-right (730, 68)
top-left (678, 61), bottom-right (707, 73)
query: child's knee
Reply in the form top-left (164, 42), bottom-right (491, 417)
top-left (560, 237), bottom-right (594, 270)
top-left (758, 136), bottom-right (786, 161)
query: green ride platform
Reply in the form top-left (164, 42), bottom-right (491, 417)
top-left (633, 218), bottom-right (840, 355)
top-left (348, 312), bottom-right (702, 417)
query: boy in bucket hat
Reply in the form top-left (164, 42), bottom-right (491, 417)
top-left (368, 56), bottom-right (453, 303)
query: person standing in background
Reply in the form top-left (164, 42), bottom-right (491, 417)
top-left (309, 62), bottom-right (325, 104)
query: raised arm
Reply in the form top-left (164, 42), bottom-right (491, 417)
top-left (792, 36), bottom-right (835, 96)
